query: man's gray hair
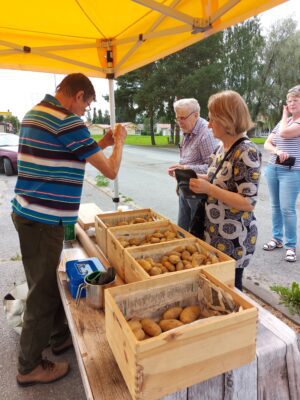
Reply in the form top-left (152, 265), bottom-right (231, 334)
top-left (173, 98), bottom-right (200, 114)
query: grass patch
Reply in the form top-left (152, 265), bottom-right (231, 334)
top-left (95, 174), bottom-right (109, 187)
top-left (11, 253), bottom-right (21, 261)
top-left (94, 134), bottom-right (170, 146)
top-left (271, 282), bottom-right (300, 315)
top-left (93, 134), bottom-right (266, 146)
top-left (251, 137), bottom-right (266, 145)
top-left (123, 196), bottom-right (133, 203)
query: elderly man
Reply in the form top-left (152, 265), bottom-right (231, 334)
top-left (11, 73), bottom-right (127, 386)
top-left (168, 98), bottom-right (218, 231)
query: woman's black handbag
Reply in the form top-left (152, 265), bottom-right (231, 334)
top-left (189, 195), bottom-right (207, 239)
top-left (189, 136), bottom-right (248, 239)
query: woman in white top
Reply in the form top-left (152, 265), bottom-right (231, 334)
top-left (263, 85), bottom-right (300, 262)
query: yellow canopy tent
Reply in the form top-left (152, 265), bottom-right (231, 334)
top-left (0, 0), bottom-right (287, 204)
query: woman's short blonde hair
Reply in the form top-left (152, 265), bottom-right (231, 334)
top-left (208, 90), bottom-right (253, 136)
top-left (287, 85), bottom-right (300, 99)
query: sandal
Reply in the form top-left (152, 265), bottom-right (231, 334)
top-left (285, 249), bottom-right (296, 262)
top-left (263, 239), bottom-right (283, 251)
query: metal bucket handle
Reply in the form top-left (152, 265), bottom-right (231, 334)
top-left (76, 282), bottom-right (86, 307)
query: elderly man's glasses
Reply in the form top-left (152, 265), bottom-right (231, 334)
top-left (175, 110), bottom-right (197, 122)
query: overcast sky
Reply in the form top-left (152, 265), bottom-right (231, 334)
top-left (0, 0), bottom-right (299, 121)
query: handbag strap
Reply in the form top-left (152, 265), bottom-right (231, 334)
top-left (209, 136), bottom-right (248, 183)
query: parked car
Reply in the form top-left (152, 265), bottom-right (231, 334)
top-left (0, 133), bottom-right (19, 176)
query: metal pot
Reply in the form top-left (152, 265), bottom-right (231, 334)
top-left (76, 271), bottom-right (116, 310)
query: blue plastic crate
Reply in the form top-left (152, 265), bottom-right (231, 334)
top-left (66, 257), bottom-right (106, 299)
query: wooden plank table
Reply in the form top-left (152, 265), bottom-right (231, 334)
top-left (58, 230), bottom-right (300, 400)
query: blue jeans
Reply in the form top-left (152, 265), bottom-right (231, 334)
top-left (265, 164), bottom-right (300, 249)
top-left (178, 191), bottom-right (202, 231)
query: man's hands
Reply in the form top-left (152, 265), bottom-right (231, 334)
top-left (113, 123), bottom-right (127, 144)
top-left (98, 129), bottom-right (114, 149)
top-left (168, 163), bottom-right (185, 177)
top-left (97, 124), bottom-right (127, 149)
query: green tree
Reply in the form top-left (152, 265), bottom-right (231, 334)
top-left (222, 17), bottom-right (264, 118)
top-left (103, 110), bottom-right (110, 124)
top-left (92, 107), bottom-right (97, 123)
top-left (4, 115), bottom-right (20, 132)
top-left (97, 109), bottom-right (103, 123)
top-left (256, 18), bottom-right (299, 127)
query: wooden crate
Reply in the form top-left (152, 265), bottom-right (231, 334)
top-left (124, 237), bottom-right (236, 287)
top-left (95, 209), bottom-right (168, 257)
top-left (105, 269), bottom-right (258, 400)
top-left (107, 221), bottom-right (193, 281)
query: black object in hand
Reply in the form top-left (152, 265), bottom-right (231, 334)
top-left (275, 155), bottom-right (295, 167)
top-left (175, 169), bottom-right (207, 199)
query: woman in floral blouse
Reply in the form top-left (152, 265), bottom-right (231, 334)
top-left (189, 90), bottom-right (261, 290)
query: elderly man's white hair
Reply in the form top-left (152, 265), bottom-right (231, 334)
top-left (173, 98), bottom-right (200, 114)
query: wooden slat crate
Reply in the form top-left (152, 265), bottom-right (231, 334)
top-left (124, 237), bottom-right (236, 287)
top-left (95, 208), bottom-right (168, 257)
top-left (107, 221), bottom-right (193, 281)
top-left (78, 203), bottom-right (103, 230)
top-left (105, 269), bottom-right (257, 400)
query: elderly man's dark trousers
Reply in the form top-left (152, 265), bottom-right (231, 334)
top-left (11, 213), bottom-right (69, 374)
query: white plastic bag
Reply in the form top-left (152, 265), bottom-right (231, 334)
top-left (3, 282), bottom-right (28, 335)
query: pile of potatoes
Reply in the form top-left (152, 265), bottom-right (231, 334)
top-left (128, 305), bottom-right (207, 340)
top-left (135, 244), bottom-right (219, 276)
top-left (106, 216), bottom-right (157, 227)
top-left (118, 229), bottom-right (180, 248)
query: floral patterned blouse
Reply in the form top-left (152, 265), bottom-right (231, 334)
top-left (204, 139), bottom-right (262, 269)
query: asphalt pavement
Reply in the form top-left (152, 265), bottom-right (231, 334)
top-left (0, 143), bottom-right (299, 399)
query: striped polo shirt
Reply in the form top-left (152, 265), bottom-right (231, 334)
top-left (12, 94), bottom-right (101, 224)
top-left (269, 118), bottom-right (300, 170)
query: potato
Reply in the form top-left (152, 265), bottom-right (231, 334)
top-left (186, 244), bottom-right (198, 254)
top-left (129, 238), bottom-right (142, 246)
top-left (161, 266), bottom-right (168, 273)
top-left (150, 237), bottom-right (160, 243)
top-left (145, 257), bottom-right (155, 266)
top-left (209, 254), bottom-right (219, 264)
top-left (183, 262), bottom-right (193, 269)
top-left (165, 232), bottom-right (176, 240)
top-left (152, 232), bottom-right (164, 239)
top-left (181, 252), bottom-right (192, 261)
top-left (141, 319), bottom-right (162, 337)
top-left (149, 266), bottom-right (162, 276)
top-left (162, 307), bottom-right (183, 320)
top-left (119, 238), bottom-right (129, 248)
top-left (166, 251), bottom-right (181, 257)
top-left (180, 306), bottom-right (202, 324)
top-left (176, 261), bottom-right (184, 271)
top-left (137, 259), bottom-right (152, 272)
top-left (192, 254), bottom-right (206, 267)
top-left (168, 255), bottom-right (181, 264)
top-left (161, 255), bottom-right (169, 263)
top-left (133, 217), bottom-right (147, 224)
top-left (128, 319), bottom-right (142, 331)
top-left (159, 319), bottom-right (184, 332)
top-left (133, 328), bottom-right (146, 340)
top-left (173, 245), bottom-right (186, 252)
top-left (162, 261), bottom-right (175, 272)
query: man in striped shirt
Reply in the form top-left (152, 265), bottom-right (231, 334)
top-left (11, 73), bottom-right (127, 386)
top-left (168, 98), bottom-right (218, 231)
